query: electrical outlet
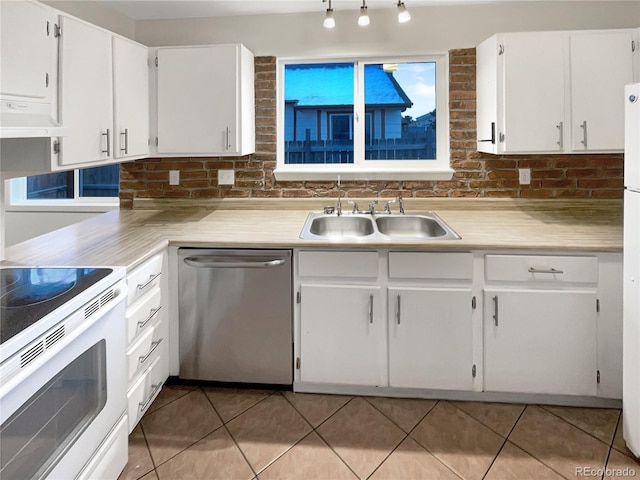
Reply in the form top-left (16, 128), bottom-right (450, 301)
top-left (519, 168), bottom-right (531, 185)
top-left (169, 170), bottom-right (180, 185)
top-left (218, 169), bottom-right (235, 185)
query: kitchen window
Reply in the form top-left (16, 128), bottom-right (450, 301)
top-left (276, 55), bottom-right (453, 181)
top-left (8, 165), bottom-right (120, 209)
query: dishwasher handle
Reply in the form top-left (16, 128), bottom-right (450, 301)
top-left (183, 256), bottom-right (286, 269)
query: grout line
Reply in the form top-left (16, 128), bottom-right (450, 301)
top-left (201, 386), bottom-right (275, 425)
top-left (538, 404), bottom-right (621, 448)
top-left (222, 423), bottom-right (259, 479)
top-left (480, 403), bottom-right (528, 480)
top-left (137, 422), bottom-right (158, 476)
top-left (448, 399), bottom-right (526, 439)
top-left (362, 395), bottom-right (438, 434)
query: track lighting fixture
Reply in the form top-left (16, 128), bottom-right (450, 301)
top-left (321, 1), bottom-right (411, 28)
top-left (323, 0), bottom-right (335, 28)
top-left (358, 0), bottom-right (370, 26)
top-left (397, 1), bottom-right (411, 23)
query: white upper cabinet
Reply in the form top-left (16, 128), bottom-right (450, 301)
top-left (58, 15), bottom-right (113, 167)
top-left (153, 44), bottom-right (255, 157)
top-left (570, 31), bottom-right (635, 152)
top-left (113, 36), bottom-right (149, 160)
top-left (0, 0), bottom-right (55, 101)
top-left (477, 29), bottom-right (637, 155)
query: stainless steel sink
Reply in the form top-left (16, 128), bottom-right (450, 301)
top-left (308, 215), bottom-right (375, 238)
top-left (300, 212), bottom-right (461, 241)
top-left (375, 214), bottom-right (459, 239)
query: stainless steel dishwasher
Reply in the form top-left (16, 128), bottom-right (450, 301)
top-left (178, 248), bottom-right (292, 385)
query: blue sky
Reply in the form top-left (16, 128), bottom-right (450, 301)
top-left (390, 62), bottom-right (436, 118)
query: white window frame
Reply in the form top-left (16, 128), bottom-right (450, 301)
top-left (7, 171), bottom-right (119, 213)
top-left (275, 54), bottom-right (453, 181)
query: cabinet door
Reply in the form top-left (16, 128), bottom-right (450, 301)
top-left (157, 45), bottom-right (237, 155)
top-left (484, 289), bottom-right (597, 396)
top-left (300, 284), bottom-right (385, 386)
top-left (570, 32), bottom-right (634, 152)
top-left (388, 287), bottom-right (473, 390)
top-left (58, 16), bottom-right (113, 166)
top-left (502, 33), bottom-right (566, 153)
top-left (0, 1), bottom-right (55, 101)
top-left (113, 37), bottom-right (149, 159)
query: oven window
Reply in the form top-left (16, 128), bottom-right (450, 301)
top-left (0, 340), bottom-right (107, 479)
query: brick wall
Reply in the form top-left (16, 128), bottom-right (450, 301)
top-left (119, 50), bottom-right (624, 208)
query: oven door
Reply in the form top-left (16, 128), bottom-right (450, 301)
top-left (0, 281), bottom-right (127, 480)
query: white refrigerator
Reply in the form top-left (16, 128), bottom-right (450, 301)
top-left (624, 83), bottom-right (640, 457)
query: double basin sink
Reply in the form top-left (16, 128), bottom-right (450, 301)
top-left (300, 212), bottom-right (461, 241)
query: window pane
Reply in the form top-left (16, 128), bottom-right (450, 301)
top-left (364, 62), bottom-right (436, 161)
top-left (79, 164), bottom-right (119, 197)
top-left (26, 172), bottom-right (74, 199)
top-left (284, 63), bottom-right (354, 164)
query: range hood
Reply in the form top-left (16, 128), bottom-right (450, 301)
top-left (0, 100), bottom-right (68, 138)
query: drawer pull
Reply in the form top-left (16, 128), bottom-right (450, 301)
top-left (137, 272), bottom-right (161, 291)
top-left (528, 267), bottom-right (564, 275)
top-left (139, 383), bottom-right (162, 412)
top-left (137, 306), bottom-right (162, 330)
top-left (139, 339), bottom-right (163, 365)
top-left (396, 295), bottom-right (401, 325)
top-left (369, 294), bottom-right (374, 324)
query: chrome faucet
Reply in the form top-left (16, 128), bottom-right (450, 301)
top-left (348, 200), bottom-right (360, 214)
top-left (383, 198), bottom-right (396, 214)
top-left (336, 175), bottom-right (342, 216)
top-left (398, 195), bottom-right (405, 215)
top-left (368, 199), bottom-right (379, 215)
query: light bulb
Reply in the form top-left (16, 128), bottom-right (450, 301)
top-left (397, 1), bottom-right (411, 23)
top-left (324, 8), bottom-right (335, 28)
top-left (358, 5), bottom-right (370, 26)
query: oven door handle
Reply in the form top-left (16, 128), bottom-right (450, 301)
top-left (139, 383), bottom-right (162, 412)
top-left (138, 339), bottom-right (163, 365)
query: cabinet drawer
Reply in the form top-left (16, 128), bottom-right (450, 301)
top-left (126, 253), bottom-right (163, 305)
top-left (126, 287), bottom-right (162, 345)
top-left (126, 321), bottom-right (163, 382)
top-left (298, 251), bottom-right (379, 278)
top-left (126, 356), bottom-right (164, 433)
top-left (485, 255), bottom-right (598, 283)
top-left (389, 252), bottom-right (473, 280)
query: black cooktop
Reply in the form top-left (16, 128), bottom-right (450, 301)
top-left (0, 267), bottom-right (113, 345)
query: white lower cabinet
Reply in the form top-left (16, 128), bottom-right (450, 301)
top-left (125, 251), bottom-right (169, 433)
top-left (300, 284), bottom-right (385, 386)
top-left (388, 287), bottom-right (474, 390)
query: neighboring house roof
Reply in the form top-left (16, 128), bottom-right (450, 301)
top-left (285, 63), bottom-right (413, 110)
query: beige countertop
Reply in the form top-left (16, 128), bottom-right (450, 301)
top-left (3, 198), bottom-right (624, 271)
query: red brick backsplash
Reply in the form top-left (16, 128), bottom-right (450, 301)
top-left (119, 51), bottom-right (623, 208)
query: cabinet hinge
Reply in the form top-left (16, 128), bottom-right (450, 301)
top-left (154, 137), bottom-right (159, 147)
top-left (155, 56), bottom-right (158, 67)
top-left (471, 296), bottom-right (476, 309)
top-left (296, 291), bottom-right (301, 304)
top-left (597, 370), bottom-right (601, 384)
top-left (499, 132), bottom-right (505, 143)
top-left (498, 44), bottom-right (504, 55)
top-left (472, 364), bottom-right (477, 378)
top-left (54, 24), bottom-right (61, 38)
top-left (633, 40), bottom-right (636, 53)
top-left (45, 73), bottom-right (49, 88)
top-left (46, 21), bottom-right (50, 36)
top-left (596, 299), bottom-right (600, 313)
top-left (296, 357), bottom-right (301, 369)
top-left (53, 141), bottom-right (60, 154)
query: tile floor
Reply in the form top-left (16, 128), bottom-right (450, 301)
top-left (118, 385), bottom-right (640, 480)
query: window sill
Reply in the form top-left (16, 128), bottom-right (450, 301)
top-left (6, 201), bottom-right (119, 213)
top-left (273, 167), bottom-right (455, 182)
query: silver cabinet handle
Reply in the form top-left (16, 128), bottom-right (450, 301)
top-left (139, 383), bottom-right (162, 412)
top-left (225, 127), bottom-right (231, 151)
top-left (137, 272), bottom-right (161, 291)
top-left (120, 128), bottom-right (129, 155)
top-left (528, 267), bottom-right (564, 274)
top-left (493, 296), bottom-right (499, 326)
top-left (183, 257), bottom-right (285, 269)
top-left (101, 129), bottom-right (111, 156)
top-left (139, 338), bottom-right (163, 365)
top-left (580, 120), bottom-right (588, 148)
top-left (137, 306), bottom-right (162, 330)
top-left (369, 294), bottom-right (374, 324)
top-left (396, 295), bottom-right (401, 325)
top-left (556, 121), bottom-right (563, 149)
